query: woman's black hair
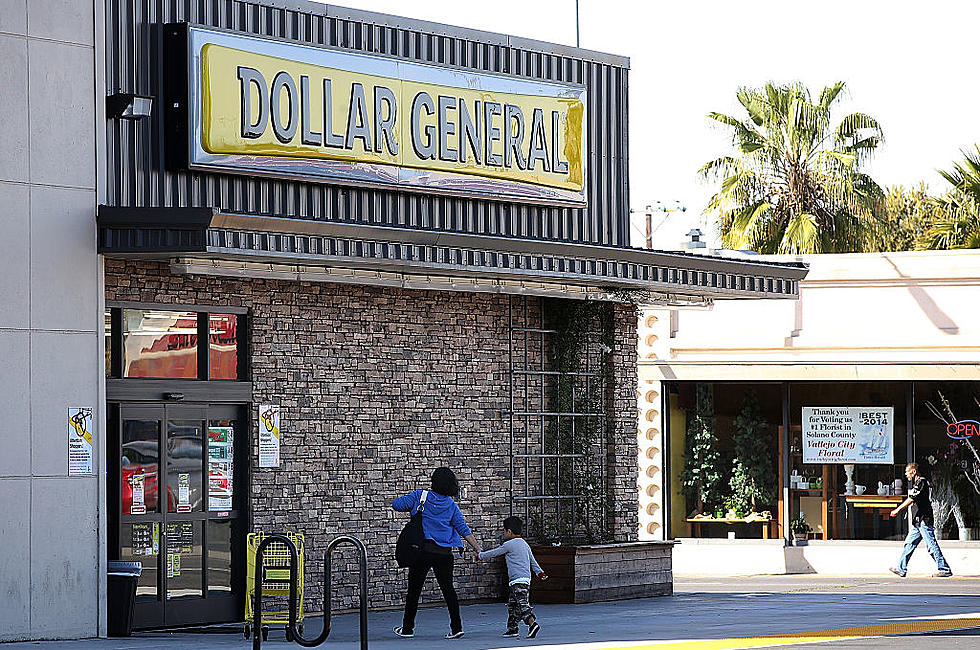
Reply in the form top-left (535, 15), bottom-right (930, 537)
top-left (430, 467), bottom-right (460, 497)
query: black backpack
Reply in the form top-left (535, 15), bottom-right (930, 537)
top-left (395, 490), bottom-right (429, 568)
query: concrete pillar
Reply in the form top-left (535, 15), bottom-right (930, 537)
top-left (636, 309), bottom-right (669, 540)
top-left (0, 0), bottom-right (102, 641)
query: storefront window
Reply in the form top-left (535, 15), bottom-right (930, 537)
top-left (668, 381), bottom-right (934, 541)
top-left (104, 310), bottom-right (112, 377)
top-left (122, 309), bottom-right (199, 378)
top-left (122, 419), bottom-right (160, 515)
top-left (670, 383), bottom-right (782, 539)
top-left (207, 420), bottom-right (235, 511)
top-left (207, 520), bottom-right (233, 595)
top-left (108, 307), bottom-right (245, 380)
top-left (914, 381), bottom-right (980, 541)
top-left (121, 522), bottom-right (160, 601)
top-left (167, 420), bottom-right (204, 513)
top-left (208, 314), bottom-right (239, 380)
top-left (790, 382), bottom-right (908, 541)
top-left (166, 521), bottom-right (203, 600)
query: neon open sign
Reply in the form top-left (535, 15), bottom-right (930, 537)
top-left (947, 420), bottom-right (980, 439)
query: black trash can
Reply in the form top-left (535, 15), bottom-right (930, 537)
top-left (107, 561), bottom-right (142, 637)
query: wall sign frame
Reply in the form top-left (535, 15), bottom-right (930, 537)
top-left (802, 406), bottom-right (894, 465)
top-left (165, 23), bottom-right (588, 206)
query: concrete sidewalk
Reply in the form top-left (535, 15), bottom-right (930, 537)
top-left (675, 573), bottom-right (980, 595)
top-left (6, 576), bottom-right (980, 650)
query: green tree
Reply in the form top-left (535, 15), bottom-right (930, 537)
top-left (918, 146), bottom-right (980, 250)
top-left (701, 81), bottom-right (885, 253)
top-left (680, 384), bottom-right (724, 514)
top-left (729, 389), bottom-right (776, 514)
top-left (863, 184), bottom-right (934, 252)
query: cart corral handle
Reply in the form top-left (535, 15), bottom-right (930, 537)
top-left (252, 534), bottom-right (369, 650)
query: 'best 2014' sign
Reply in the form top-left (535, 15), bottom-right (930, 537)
top-left (802, 407), bottom-right (894, 464)
top-left (176, 24), bottom-right (588, 206)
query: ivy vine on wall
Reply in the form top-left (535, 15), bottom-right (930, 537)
top-left (533, 298), bottom-right (614, 544)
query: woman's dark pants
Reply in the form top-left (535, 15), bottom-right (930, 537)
top-left (402, 547), bottom-right (461, 634)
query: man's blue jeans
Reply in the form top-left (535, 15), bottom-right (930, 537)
top-left (897, 522), bottom-right (951, 574)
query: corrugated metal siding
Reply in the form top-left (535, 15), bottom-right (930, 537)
top-left (104, 0), bottom-right (631, 248)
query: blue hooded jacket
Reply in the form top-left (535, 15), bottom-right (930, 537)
top-left (392, 489), bottom-right (471, 548)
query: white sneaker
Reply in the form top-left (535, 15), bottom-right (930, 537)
top-left (393, 626), bottom-right (414, 638)
top-left (445, 630), bottom-right (465, 639)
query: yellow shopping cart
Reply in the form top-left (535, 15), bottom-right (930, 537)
top-left (244, 531), bottom-right (305, 641)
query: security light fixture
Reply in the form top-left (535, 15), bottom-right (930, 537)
top-left (107, 93), bottom-right (154, 120)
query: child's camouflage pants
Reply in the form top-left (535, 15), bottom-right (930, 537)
top-left (506, 583), bottom-right (534, 630)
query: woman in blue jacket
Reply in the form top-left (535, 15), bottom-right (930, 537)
top-left (392, 467), bottom-right (482, 639)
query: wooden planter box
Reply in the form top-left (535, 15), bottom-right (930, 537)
top-left (529, 541), bottom-right (674, 604)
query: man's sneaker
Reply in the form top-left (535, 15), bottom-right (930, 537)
top-left (445, 631), bottom-right (465, 640)
top-left (935, 569), bottom-right (953, 577)
top-left (502, 629), bottom-right (520, 638)
top-left (393, 626), bottom-right (414, 638)
top-left (889, 567), bottom-right (906, 578)
top-left (527, 621), bottom-right (541, 638)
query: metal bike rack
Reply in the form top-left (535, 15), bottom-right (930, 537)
top-left (252, 534), bottom-right (369, 650)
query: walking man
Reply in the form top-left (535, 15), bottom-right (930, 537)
top-left (889, 462), bottom-right (952, 577)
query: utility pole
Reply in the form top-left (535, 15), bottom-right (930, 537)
top-left (630, 201), bottom-right (687, 249)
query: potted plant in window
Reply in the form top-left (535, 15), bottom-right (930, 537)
top-left (729, 389), bottom-right (776, 517)
top-left (790, 514), bottom-right (811, 545)
top-left (681, 384), bottom-right (725, 518)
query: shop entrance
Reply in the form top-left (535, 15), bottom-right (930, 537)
top-left (110, 402), bottom-right (247, 629)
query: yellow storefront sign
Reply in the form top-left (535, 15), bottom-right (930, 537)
top-left (184, 26), bottom-right (587, 205)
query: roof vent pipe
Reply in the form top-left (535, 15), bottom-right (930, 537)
top-left (684, 228), bottom-right (707, 251)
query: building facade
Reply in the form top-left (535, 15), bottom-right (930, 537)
top-left (638, 250), bottom-right (980, 576)
top-left (0, 0), bottom-right (805, 641)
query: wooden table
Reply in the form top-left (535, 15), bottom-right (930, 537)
top-left (686, 517), bottom-right (778, 539)
top-left (841, 494), bottom-right (905, 539)
top-left (844, 494), bottom-right (904, 509)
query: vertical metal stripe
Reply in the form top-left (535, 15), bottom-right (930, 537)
top-left (106, 0), bottom-right (630, 247)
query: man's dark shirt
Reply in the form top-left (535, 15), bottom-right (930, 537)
top-left (908, 476), bottom-right (934, 526)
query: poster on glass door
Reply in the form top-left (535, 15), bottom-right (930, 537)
top-left (176, 473), bottom-right (191, 512)
top-left (802, 407), bottom-right (894, 464)
top-left (208, 426), bottom-right (234, 510)
top-left (130, 474), bottom-right (146, 514)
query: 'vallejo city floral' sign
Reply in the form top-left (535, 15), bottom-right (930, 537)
top-left (802, 407), bottom-right (894, 464)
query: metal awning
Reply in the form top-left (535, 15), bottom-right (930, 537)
top-left (97, 206), bottom-right (808, 303)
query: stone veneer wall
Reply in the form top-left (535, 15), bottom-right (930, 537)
top-left (609, 302), bottom-right (640, 542)
top-left (104, 259), bottom-right (638, 611)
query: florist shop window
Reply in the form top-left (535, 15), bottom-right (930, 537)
top-left (789, 382), bottom-right (908, 542)
top-left (669, 383), bottom-right (782, 539)
top-left (913, 381), bottom-right (980, 541)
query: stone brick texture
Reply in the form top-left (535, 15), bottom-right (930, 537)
top-left (608, 302), bottom-right (641, 542)
top-left (104, 260), bottom-right (639, 613)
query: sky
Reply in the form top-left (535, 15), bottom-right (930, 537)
top-left (318, 1), bottom-right (980, 248)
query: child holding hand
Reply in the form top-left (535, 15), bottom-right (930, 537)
top-left (478, 516), bottom-right (548, 638)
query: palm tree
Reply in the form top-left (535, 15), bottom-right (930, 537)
top-left (917, 146), bottom-right (980, 250)
top-left (701, 81), bottom-right (885, 253)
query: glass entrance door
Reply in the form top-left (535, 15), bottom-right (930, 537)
top-left (114, 403), bottom-right (246, 628)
